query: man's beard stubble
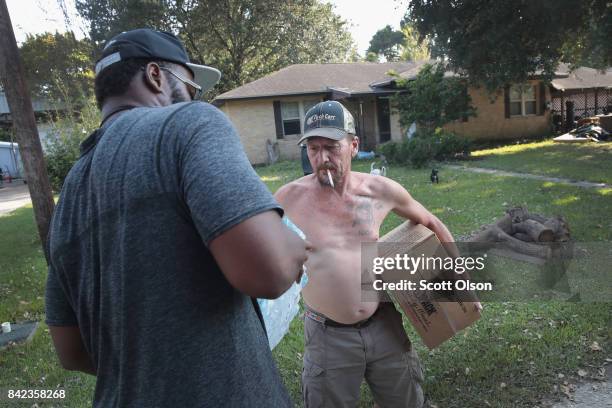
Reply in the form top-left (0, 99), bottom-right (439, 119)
top-left (167, 76), bottom-right (191, 104)
top-left (317, 164), bottom-right (342, 187)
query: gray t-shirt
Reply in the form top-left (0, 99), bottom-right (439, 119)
top-left (45, 102), bottom-right (292, 407)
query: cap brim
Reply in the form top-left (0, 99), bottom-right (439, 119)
top-left (297, 127), bottom-right (348, 145)
top-left (187, 63), bottom-right (222, 94)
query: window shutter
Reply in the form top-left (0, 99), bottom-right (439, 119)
top-left (461, 84), bottom-right (469, 122)
top-left (538, 82), bottom-right (546, 115)
top-left (273, 100), bottom-right (283, 139)
top-left (504, 85), bottom-right (510, 119)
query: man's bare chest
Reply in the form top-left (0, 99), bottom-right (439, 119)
top-left (288, 193), bottom-right (387, 245)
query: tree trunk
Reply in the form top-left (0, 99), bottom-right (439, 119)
top-left (0, 0), bottom-right (55, 261)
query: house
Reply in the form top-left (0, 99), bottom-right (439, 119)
top-left (1, 90), bottom-right (68, 178)
top-left (547, 66), bottom-right (612, 130)
top-left (0, 90), bottom-right (60, 154)
top-left (215, 62), bottom-right (612, 165)
top-left (0, 141), bottom-right (22, 179)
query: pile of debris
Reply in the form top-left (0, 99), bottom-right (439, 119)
top-left (554, 115), bottom-right (611, 143)
top-left (467, 206), bottom-right (571, 262)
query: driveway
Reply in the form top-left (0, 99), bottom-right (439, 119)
top-left (0, 182), bottom-right (31, 215)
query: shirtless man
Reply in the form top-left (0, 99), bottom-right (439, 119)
top-left (275, 101), bottom-right (462, 408)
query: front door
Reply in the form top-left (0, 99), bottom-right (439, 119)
top-left (377, 98), bottom-right (391, 143)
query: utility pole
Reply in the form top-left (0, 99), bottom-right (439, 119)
top-left (0, 0), bottom-right (55, 259)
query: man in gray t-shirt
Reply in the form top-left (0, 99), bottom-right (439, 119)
top-left (45, 29), bottom-right (308, 407)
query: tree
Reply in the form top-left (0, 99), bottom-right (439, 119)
top-left (1, 0), bottom-right (55, 255)
top-left (75, 0), bottom-right (356, 95)
top-left (19, 31), bottom-right (94, 101)
top-left (405, 0), bottom-right (612, 92)
top-left (392, 63), bottom-right (475, 131)
top-left (74, 0), bottom-right (171, 47)
top-left (367, 25), bottom-right (405, 62)
top-left (399, 24), bottom-right (430, 62)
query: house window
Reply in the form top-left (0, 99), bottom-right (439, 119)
top-left (303, 100), bottom-right (319, 116)
top-left (510, 84), bottom-right (537, 116)
top-left (281, 102), bottom-right (301, 136)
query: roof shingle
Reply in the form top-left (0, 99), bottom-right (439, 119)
top-left (214, 62), bottom-right (422, 101)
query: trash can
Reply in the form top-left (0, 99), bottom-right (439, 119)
top-left (301, 145), bottom-right (313, 176)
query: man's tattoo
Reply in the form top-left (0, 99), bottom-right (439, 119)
top-left (352, 198), bottom-right (374, 230)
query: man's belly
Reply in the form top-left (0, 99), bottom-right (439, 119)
top-left (302, 246), bottom-right (380, 324)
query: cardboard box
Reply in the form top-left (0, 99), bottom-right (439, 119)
top-left (377, 221), bottom-right (481, 349)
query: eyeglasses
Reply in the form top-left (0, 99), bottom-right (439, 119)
top-left (159, 67), bottom-right (203, 100)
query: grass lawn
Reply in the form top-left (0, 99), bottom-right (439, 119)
top-left (1, 157), bottom-right (610, 407)
top-left (462, 139), bottom-right (612, 185)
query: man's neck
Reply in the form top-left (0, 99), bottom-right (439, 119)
top-left (100, 95), bottom-right (162, 125)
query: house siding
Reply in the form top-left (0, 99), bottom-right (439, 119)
top-left (220, 95), bottom-right (326, 164)
top-left (445, 81), bottom-right (551, 140)
top-left (219, 99), bottom-right (275, 164)
top-left (220, 80), bottom-right (553, 164)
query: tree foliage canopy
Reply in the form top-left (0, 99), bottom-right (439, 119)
top-left (75, 0), bottom-right (355, 95)
top-left (19, 31), bottom-right (93, 100)
top-left (399, 24), bottom-right (430, 62)
top-left (392, 63), bottom-right (475, 130)
top-left (405, 0), bottom-right (612, 91)
top-left (367, 25), bottom-right (405, 62)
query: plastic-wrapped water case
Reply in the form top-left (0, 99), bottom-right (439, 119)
top-left (257, 217), bottom-right (308, 349)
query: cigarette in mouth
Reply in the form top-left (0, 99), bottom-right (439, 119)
top-left (327, 169), bottom-right (334, 188)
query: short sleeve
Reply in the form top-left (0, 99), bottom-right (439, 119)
top-left (45, 264), bottom-right (78, 326)
top-left (177, 103), bottom-right (282, 245)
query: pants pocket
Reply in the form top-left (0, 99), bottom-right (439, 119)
top-left (302, 358), bottom-right (325, 408)
top-left (404, 349), bottom-right (425, 384)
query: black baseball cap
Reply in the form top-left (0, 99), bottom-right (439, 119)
top-left (298, 101), bottom-right (356, 145)
top-left (94, 28), bottom-right (221, 95)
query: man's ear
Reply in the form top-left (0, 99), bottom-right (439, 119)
top-left (143, 62), bottom-right (164, 94)
top-left (351, 136), bottom-right (359, 158)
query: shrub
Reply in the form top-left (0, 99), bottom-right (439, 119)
top-left (377, 141), bottom-right (399, 163)
top-left (432, 129), bottom-right (472, 160)
top-left (375, 128), bottom-right (471, 168)
top-left (45, 95), bottom-right (100, 191)
top-left (406, 136), bottom-right (435, 168)
top-left (0, 128), bottom-right (13, 142)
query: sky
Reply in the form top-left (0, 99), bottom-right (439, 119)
top-left (6, 0), bottom-right (409, 55)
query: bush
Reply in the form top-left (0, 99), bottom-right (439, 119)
top-left (406, 136), bottom-right (435, 168)
top-left (375, 129), bottom-right (471, 168)
top-left (0, 128), bottom-right (13, 142)
top-left (45, 95), bottom-right (100, 191)
top-left (431, 129), bottom-right (472, 160)
top-left (377, 141), bottom-right (399, 163)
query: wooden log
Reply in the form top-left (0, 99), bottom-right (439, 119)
top-left (526, 213), bottom-right (548, 224)
top-left (527, 214), bottom-right (570, 242)
top-left (495, 227), bottom-right (552, 258)
top-left (468, 214), bottom-right (513, 242)
top-left (506, 206), bottom-right (529, 224)
top-left (512, 232), bottom-right (533, 242)
top-left (543, 216), bottom-right (570, 242)
top-left (513, 219), bottom-right (555, 242)
top-left (468, 225), bottom-right (551, 258)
